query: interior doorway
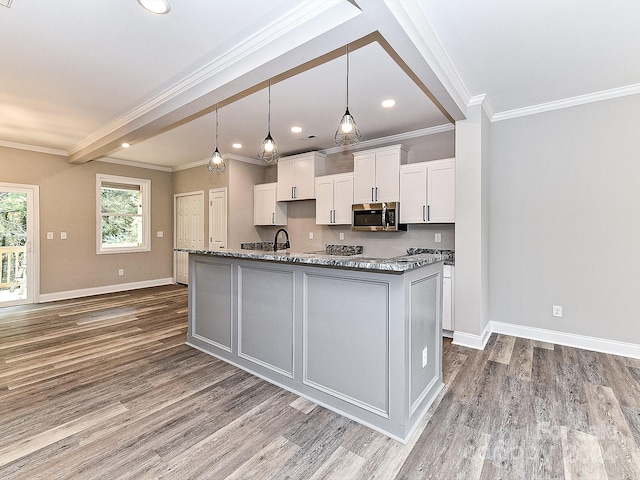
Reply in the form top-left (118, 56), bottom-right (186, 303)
top-left (174, 191), bottom-right (204, 285)
top-left (0, 183), bottom-right (39, 306)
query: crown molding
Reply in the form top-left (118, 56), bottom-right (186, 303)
top-left (467, 94), bottom-right (495, 121)
top-left (492, 83), bottom-right (640, 122)
top-left (320, 124), bottom-right (455, 156)
top-left (96, 157), bottom-right (173, 172)
top-left (382, 0), bottom-right (470, 117)
top-left (171, 152), bottom-right (264, 172)
top-left (67, 0), bottom-right (360, 158)
top-left (0, 140), bottom-right (67, 157)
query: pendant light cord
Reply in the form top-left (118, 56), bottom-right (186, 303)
top-left (345, 44), bottom-right (350, 109)
top-left (215, 104), bottom-right (219, 148)
top-left (268, 79), bottom-right (272, 132)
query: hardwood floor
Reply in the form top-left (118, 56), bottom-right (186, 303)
top-left (1, 285), bottom-right (639, 479)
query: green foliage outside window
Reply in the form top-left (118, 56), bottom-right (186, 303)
top-left (100, 186), bottom-right (143, 248)
top-left (0, 193), bottom-right (26, 247)
top-left (0, 192), bottom-right (27, 286)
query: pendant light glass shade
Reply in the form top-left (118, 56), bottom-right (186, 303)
top-left (207, 105), bottom-right (227, 174)
top-left (335, 44), bottom-right (361, 146)
top-left (258, 79), bottom-right (280, 164)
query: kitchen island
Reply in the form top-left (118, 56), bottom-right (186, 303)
top-left (179, 248), bottom-right (448, 443)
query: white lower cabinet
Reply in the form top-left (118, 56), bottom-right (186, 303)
top-left (315, 173), bottom-right (354, 225)
top-left (254, 183), bottom-right (287, 226)
top-left (442, 264), bottom-right (454, 333)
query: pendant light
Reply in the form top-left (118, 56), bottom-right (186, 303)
top-left (257, 79), bottom-right (280, 164)
top-left (335, 44), bottom-right (361, 146)
top-left (207, 104), bottom-right (226, 174)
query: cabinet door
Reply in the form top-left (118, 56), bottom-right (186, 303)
top-left (276, 159), bottom-right (296, 201)
top-left (254, 185), bottom-right (272, 225)
top-left (374, 150), bottom-right (401, 202)
top-left (314, 177), bottom-right (334, 225)
top-left (255, 184), bottom-right (287, 225)
top-left (353, 153), bottom-right (376, 203)
top-left (399, 165), bottom-right (427, 223)
top-left (442, 276), bottom-right (452, 331)
top-left (332, 174), bottom-right (354, 225)
top-left (427, 160), bottom-right (455, 223)
top-left (293, 156), bottom-right (316, 200)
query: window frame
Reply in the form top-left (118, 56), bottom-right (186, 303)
top-left (96, 174), bottom-right (151, 254)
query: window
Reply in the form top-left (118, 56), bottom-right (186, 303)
top-left (96, 174), bottom-right (150, 254)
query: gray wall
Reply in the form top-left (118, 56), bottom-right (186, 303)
top-left (489, 94), bottom-right (640, 343)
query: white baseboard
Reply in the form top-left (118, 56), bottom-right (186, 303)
top-left (38, 277), bottom-right (175, 303)
top-left (490, 321), bottom-right (640, 359)
top-left (452, 322), bottom-right (491, 350)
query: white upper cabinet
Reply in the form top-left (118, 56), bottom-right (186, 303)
top-left (399, 158), bottom-right (455, 224)
top-left (277, 152), bottom-right (326, 201)
top-left (254, 183), bottom-right (287, 226)
top-left (315, 173), bottom-right (354, 225)
top-left (353, 145), bottom-right (407, 203)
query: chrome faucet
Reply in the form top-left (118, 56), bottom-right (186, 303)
top-left (274, 228), bottom-right (290, 252)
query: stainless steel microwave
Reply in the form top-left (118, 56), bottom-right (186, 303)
top-left (352, 202), bottom-right (407, 232)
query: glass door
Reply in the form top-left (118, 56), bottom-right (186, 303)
top-left (0, 184), bottom-right (39, 306)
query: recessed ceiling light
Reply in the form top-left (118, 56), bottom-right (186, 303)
top-left (291, 126), bottom-right (303, 133)
top-left (232, 143), bottom-right (242, 149)
top-left (137, 0), bottom-right (171, 14)
top-left (381, 99), bottom-right (396, 108)
top-left (121, 142), bottom-right (131, 148)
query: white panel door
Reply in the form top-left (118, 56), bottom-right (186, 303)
top-left (427, 160), bottom-right (456, 223)
top-left (209, 188), bottom-right (228, 250)
top-left (374, 149), bottom-right (401, 203)
top-left (175, 192), bottom-right (204, 285)
top-left (399, 164), bottom-right (427, 223)
top-left (332, 174), bottom-right (354, 224)
top-left (314, 176), bottom-right (334, 225)
top-left (353, 152), bottom-right (376, 203)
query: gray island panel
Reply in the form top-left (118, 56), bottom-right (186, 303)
top-left (304, 272), bottom-right (389, 416)
top-left (238, 265), bottom-right (294, 377)
top-left (185, 249), bottom-right (444, 443)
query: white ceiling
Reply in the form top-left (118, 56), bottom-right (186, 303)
top-left (1, 0), bottom-right (639, 169)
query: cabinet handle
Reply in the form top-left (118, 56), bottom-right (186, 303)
top-left (294, 186), bottom-right (297, 198)
top-left (333, 210), bottom-right (336, 223)
top-left (371, 187), bottom-right (375, 202)
top-left (329, 211), bottom-right (333, 223)
top-left (427, 205), bottom-right (430, 222)
top-left (272, 212), bottom-right (275, 224)
top-left (423, 205), bottom-right (426, 222)
top-left (375, 187), bottom-right (378, 201)
top-left (291, 186), bottom-right (295, 199)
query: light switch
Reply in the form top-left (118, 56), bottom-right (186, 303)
top-left (435, 233), bottom-right (442, 243)
top-left (46, 232), bottom-right (53, 240)
top-left (60, 232), bottom-right (67, 240)
top-left (156, 231), bottom-right (164, 238)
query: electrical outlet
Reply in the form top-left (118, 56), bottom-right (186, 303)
top-left (309, 232), bottom-right (314, 240)
top-left (339, 232), bottom-right (344, 240)
top-left (46, 232), bottom-right (53, 240)
top-left (552, 305), bottom-right (563, 317)
top-left (60, 232), bottom-right (67, 240)
top-left (435, 233), bottom-right (442, 243)
top-left (118, 269), bottom-right (124, 276)
top-left (156, 231), bottom-right (164, 238)
top-left (422, 347), bottom-right (428, 367)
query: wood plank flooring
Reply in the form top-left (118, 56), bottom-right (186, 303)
top-left (1, 285), bottom-right (640, 479)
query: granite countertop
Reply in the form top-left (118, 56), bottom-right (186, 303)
top-left (175, 247), bottom-right (451, 273)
